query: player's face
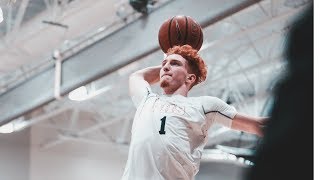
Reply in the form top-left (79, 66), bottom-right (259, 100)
top-left (160, 54), bottom-right (189, 91)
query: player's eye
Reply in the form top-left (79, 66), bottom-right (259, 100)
top-left (171, 61), bottom-right (180, 66)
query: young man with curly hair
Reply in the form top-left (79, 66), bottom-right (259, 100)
top-left (122, 45), bottom-right (267, 180)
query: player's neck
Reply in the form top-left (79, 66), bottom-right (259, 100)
top-left (162, 86), bottom-right (188, 97)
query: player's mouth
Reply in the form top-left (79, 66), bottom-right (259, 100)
top-left (161, 74), bottom-right (172, 78)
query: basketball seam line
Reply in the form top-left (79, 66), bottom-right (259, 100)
top-left (195, 23), bottom-right (202, 50)
top-left (184, 16), bottom-right (188, 45)
top-left (168, 16), bottom-right (175, 49)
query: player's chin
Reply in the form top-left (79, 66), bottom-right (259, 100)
top-left (160, 80), bottom-right (170, 88)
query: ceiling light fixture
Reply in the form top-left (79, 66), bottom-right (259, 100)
top-left (0, 6), bottom-right (3, 23)
top-left (0, 117), bottom-right (28, 134)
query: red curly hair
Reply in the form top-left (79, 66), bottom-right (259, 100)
top-left (166, 45), bottom-right (207, 86)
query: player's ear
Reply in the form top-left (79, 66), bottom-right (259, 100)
top-left (186, 74), bottom-right (196, 84)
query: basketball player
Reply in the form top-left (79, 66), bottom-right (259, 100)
top-left (122, 45), bottom-right (268, 180)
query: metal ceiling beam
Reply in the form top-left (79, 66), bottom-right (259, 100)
top-left (208, 55), bottom-right (283, 89)
top-left (201, 6), bottom-right (304, 52)
top-left (11, 0), bottom-right (30, 34)
top-left (0, 0), bottom-right (261, 126)
top-left (5, 4), bottom-right (13, 34)
top-left (40, 113), bottom-right (131, 149)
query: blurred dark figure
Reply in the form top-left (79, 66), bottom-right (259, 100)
top-left (246, 3), bottom-right (313, 180)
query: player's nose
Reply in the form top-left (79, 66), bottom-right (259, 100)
top-left (162, 62), bottom-right (171, 72)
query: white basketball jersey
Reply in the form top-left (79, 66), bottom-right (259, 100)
top-left (122, 88), bottom-right (237, 180)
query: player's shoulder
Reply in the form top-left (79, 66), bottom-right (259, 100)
top-left (187, 96), bottom-right (203, 102)
top-left (191, 95), bottom-right (220, 103)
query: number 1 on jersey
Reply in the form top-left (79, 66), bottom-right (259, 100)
top-left (159, 116), bottom-right (166, 135)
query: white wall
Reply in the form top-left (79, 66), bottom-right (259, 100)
top-left (0, 129), bottom-right (30, 180)
top-left (29, 141), bottom-right (128, 180)
top-left (29, 124), bottom-right (128, 180)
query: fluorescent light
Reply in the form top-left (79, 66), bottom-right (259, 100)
top-left (0, 6), bottom-right (3, 23)
top-left (14, 119), bottom-right (28, 131)
top-left (68, 86), bottom-right (88, 101)
top-left (0, 123), bottom-right (14, 133)
top-left (0, 117), bottom-right (28, 134)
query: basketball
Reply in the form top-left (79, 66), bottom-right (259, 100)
top-left (158, 15), bottom-right (203, 53)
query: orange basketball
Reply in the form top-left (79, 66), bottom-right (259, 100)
top-left (158, 15), bottom-right (203, 53)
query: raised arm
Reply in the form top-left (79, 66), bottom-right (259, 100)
top-left (129, 66), bottom-right (161, 107)
top-left (231, 113), bottom-right (268, 137)
top-left (202, 96), bottom-right (268, 137)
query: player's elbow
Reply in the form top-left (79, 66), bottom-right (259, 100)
top-left (129, 72), bottom-right (144, 82)
top-left (130, 71), bottom-right (141, 78)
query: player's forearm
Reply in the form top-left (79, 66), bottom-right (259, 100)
top-left (231, 113), bottom-right (268, 137)
top-left (131, 66), bottom-right (161, 85)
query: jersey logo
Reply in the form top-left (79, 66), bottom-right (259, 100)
top-left (153, 99), bottom-right (186, 116)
